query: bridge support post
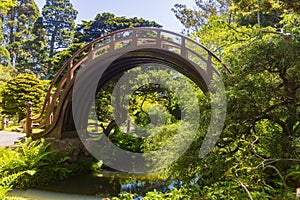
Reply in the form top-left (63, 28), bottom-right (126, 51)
top-left (46, 93), bottom-right (53, 126)
top-left (26, 102), bottom-right (33, 137)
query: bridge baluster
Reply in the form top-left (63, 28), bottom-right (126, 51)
top-left (45, 92), bottom-right (53, 126)
top-left (156, 29), bottom-right (162, 48)
top-left (181, 38), bottom-right (187, 59)
top-left (132, 29), bottom-right (138, 46)
top-left (206, 53), bottom-right (213, 80)
top-left (110, 35), bottom-right (115, 51)
top-left (67, 60), bottom-right (74, 83)
top-left (87, 43), bottom-right (94, 63)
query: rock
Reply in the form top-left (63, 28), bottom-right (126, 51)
top-left (44, 137), bottom-right (90, 162)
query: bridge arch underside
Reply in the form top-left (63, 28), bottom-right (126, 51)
top-left (48, 48), bottom-right (212, 139)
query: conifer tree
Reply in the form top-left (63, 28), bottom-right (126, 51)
top-left (2, 0), bottom-right (47, 74)
top-left (0, 0), bottom-right (16, 65)
top-left (42, 0), bottom-right (78, 75)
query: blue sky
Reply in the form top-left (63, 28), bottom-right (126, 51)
top-left (34, 0), bottom-right (197, 33)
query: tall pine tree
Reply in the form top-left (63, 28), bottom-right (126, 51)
top-left (2, 0), bottom-right (47, 74)
top-left (42, 0), bottom-right (78, 75)
top-left (0, 0), bottom-right (16, 65)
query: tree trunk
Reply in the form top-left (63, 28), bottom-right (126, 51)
top-left (18, 112), bottom-right (24, 123)
top-left (47, 27), bottom-right (58, 75)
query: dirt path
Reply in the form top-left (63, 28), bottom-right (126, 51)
top-left (0, 131), bottom-right (26, 147)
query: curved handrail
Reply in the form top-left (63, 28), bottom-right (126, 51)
top-left (30, 27), bottom-right (231, 136)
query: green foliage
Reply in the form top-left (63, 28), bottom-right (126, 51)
top-left (1, 0), bottom-right (47, 74)
top-left (0, 0), bottom-right (15, 64)
top-left (129, 83), bottom-right (179, 126)
top-left (0, 64), bottom-right (16, 117)
top-left (0, 171), bottom-right (34, 200)
top-left (42, 0), bottom-right (78, 74)
top-left (227, 37), bottom-right (300, 142)
top-left (113, 186), bottom-right (192, 200)
top-left (0, 65), bottom-right (16, 85)
top-left (1, 73), bottom-right (46, 121)
top-left (95, 66), bottom-right (181, 126)
top-left (0, 0), bottom-right (16, 12)
top-left (279, 12), bottom-right (300, 41)
top-left (232, 0), bottom-right (300, 14)
top-left (20, 16), bottom-right (49, 75)
top-left (50, 42), bottom-right (86, 75)
top-left (95, 80), bottom-right (115, 123)
top-left (150, 34), bottom-right (300, 199)
top-left (157, 1), bottom-right (300, 199)
top-left (172, 0), bottom-right (231, 32)
top-left (0, 137), bottom-right (73, 199)
top-left (110, 129), bottom-right (144, 153)
top-left (142, 123), bottom-right (180, 152)
top-left (141, 188), bottom-right (190, 200)
top-left (166, 33), bottom-right (299, 200)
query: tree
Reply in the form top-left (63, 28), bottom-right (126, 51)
top-left (0, 0), bottom-right (16, 64)
top-left (1, 73), bottom-right (45, 122)
top-left (3, 0), bottom-right (39, 44)
top-left (155, 30), bottom-right (300, 199)
top-left (42, 0), bottom-right (78, 75)
top-left (75, 12), bottom-right (162, 44)
top-left (21, 16), bottom-right (49, 75)
top-left (95, 66), bottom-right (181, 127)
top-left (233, 0), bottom-right (300, 14)
top-left (172, 0), bottom-right (296, 34)
top-left (1, 0), bottom-right (47, 74)
top-left (172, 0), bottom-right (231, 33)
top-left (50, 42), bottom-right (85, 76)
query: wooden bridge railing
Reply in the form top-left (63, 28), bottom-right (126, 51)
top-left (26, 27), bottom-right (231, 137)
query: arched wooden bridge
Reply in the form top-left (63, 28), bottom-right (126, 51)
top-left (27, 27), bottom-right (231, 139)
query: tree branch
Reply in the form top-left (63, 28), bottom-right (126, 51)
top-left (236, 179), bottom-right (253, 200)
top-left (221, 21), bottom-right (252, 37)
top-left (261, 30), bottom-right (292, 41)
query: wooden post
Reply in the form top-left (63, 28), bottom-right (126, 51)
top-left (126, 119), bottom-right (131, 133)
top-left (26, 102), bottom-right (33, 137)
top-left (1, 117), bottom-right (6, 130)
top-left (94, 117), bottom-right (98, 133)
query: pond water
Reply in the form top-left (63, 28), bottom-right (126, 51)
top-left (9, 189), bottom-right (101, 200)
top-left (8, 171), bottom-right (180, 199)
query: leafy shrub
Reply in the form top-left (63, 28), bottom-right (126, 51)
top-left (0, 138), bottom-right (72, 198)
top-left (1, 74), bottom-right (46, 122)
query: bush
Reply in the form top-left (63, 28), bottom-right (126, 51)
top-left (1, 73), bottom-right (46, 122)
top-left (0, 138), bottom-right (71, 198)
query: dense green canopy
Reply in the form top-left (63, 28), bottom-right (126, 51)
top-left (1, 73), bottom-right (45, 122)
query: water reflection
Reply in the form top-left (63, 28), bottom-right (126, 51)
top-left (10, 171), bottom-right (183, 199)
